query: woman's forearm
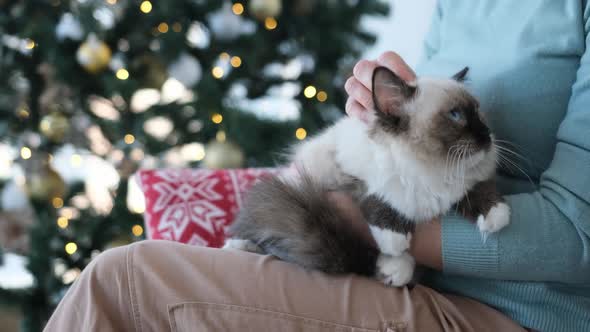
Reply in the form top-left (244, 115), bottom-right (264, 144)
top-left (411, 219), bottom-right (443, 271)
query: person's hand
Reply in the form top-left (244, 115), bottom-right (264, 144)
top-left (326, 191), bottom-right (443, 271)
top-left (344, 51), bottom-right (416, 122)
top-left (410, 219), bottom-right (442, 271)
top-left (326, 191), bottom-right (375, 246)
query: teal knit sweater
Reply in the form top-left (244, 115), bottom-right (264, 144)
top-left (414, 1), bottom-right (590, 331)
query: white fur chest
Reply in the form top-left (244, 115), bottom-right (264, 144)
top-left (332, 118), bottom-right (468, 222)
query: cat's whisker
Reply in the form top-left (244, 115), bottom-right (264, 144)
top-left (494, 140), bottom-right (534, 164)
top-left (445, 144), bottom-right (462, 183)
top-left (445, 145), bottom-right (457, 182)
top-left (457, 144), bottom-right (469, 183)
top-left (494, 144), bottom-right (530, 164)
top-left (494, 142), bottom-right (536, 177)
top-left (455, 145), bottom-right (467, 192)
top-left (451, 145), bottom-right (463, 184)
top-left (494, 139), bottom-right (530, 156)
top-left (497, 152), bottom-right (535, 185)
top-left (462, 145), bottom-right (472, 209)
top-left (462, 144), bottom-right (470, 192)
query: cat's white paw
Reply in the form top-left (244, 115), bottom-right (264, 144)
top-left (369, 226), bottom-right (412, 256)
top-left (375, 252), bottom-right (415, 287)
top-left (222, 239), bottom-right (264, 253)
top-left (477, 202), bottom-right (510, 234)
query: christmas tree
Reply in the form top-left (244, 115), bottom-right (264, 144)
top-left (0, 0), bottom-right (388, 330)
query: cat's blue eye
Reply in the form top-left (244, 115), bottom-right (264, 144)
top-left (448, 109), bottom-right (463, 122)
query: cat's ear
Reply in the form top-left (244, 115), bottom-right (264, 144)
top-left (452, 67), bottom-right (469, 82)
top-left (372, 66), bottom-right (416, 116)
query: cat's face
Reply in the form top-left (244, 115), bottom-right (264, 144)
top-left (370, 67), bottom-right (496, 177)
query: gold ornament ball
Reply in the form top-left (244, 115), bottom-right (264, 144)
top-left (25, 165), bottom-right (67, 201)
top-left (39, 112), bottom-right (70, 142)
top-left (203, 140), bottom-right (245, 169)
top-left (76, 36), bottom-right (112, 74)
top-left (249, 0), bottom-right (282, 19)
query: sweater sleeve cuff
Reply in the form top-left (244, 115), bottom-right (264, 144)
top-left (441, 214), bottom-right (500, 276)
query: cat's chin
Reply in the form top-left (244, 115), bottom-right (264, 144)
top-left (466, 149), bottom-right (497, 181)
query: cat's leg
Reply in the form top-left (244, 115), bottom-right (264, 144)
top-left (375, 252), bottom-right (415, 287)
top-left (222, 238), bottom-right (265, 254)
top-left (457, 179), bottom-right (510, 236)
top-left (360, 195), bottom-right (416, 286)
top-left (360, 195), bottom-right (415, 256)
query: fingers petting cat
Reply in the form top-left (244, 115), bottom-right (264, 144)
top-left (345, 52), bottom-right (416, 122)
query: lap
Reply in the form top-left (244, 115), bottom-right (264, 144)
top-left (46, 240), bottom-right (526, 332)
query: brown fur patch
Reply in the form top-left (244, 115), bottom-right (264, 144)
top-left (457, 179), bottom-right (504, 220)
top-left (360, 195), bottom-right (415, 234)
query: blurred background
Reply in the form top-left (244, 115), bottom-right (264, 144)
top-left (0, 0), bottom-right (435, 330)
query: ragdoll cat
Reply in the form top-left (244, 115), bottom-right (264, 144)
top-left (224, 66), bottom-right (510, 286)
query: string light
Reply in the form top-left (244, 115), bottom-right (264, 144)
top-left (216, 130), bottom-right (226, 142)
top-left (0, 158), bottom-right (11, 178)
top-left (212, 66), bottom-right (224, 79)
top-left (57, 217), bottom-right (69, 229)
top-left (62, 268), bottom-right (81, 284)
top-left (132, 224), bottom-right (144, 236)
top-left (140, 1), bottom-right (152, 13)
top-left (172, 22), bottom-right (182, 32)
top-left (65, 242), bottom-right (78, 255)
top-left (230, 56), bottom-right (242, 68)
top-left (317, 91), bottom-right (328, 102)
top-left (60, 208), bottom-right (75, 219)
top-left (232, 3), bottom-right (244, 15)
top-left (17, 108), bottom-right (30, 119)
top-left (52, 197), bottom-right (64, 209)
top-left (264, 17), bottom-right (278, 30)
top-left (157, 22), bottom-right (169, 33)
top-left (304, 85), bottom-right (317, 98)
top-left (111, 149), bottom-right (124, 162)
top-left (296, 128), bottom-right (307, 140)
top-left (124, 134), bottom-right (135, 144)
top-left (180, 143), bottom-right (206, 161)
top-left (130, 204), bottom-right (145, 214)
top-left (15, 174), bottom-right (25, 186)
top-left (211, 113), bottom-right (223, 124)
top-left (106, 0), bottom-right (117, 4)
top-left (70, 154), bottom-right (83, 167)
top-left (116, 69), bottom-right (129, 80)
top-left (219, 52), bottom-right (230, 60)
top-left (130, 148), bottom-right (144, 161)
top-left (25, 39), bottom-right (36, 49)
top-left (20, 147), bottom-right (32, 159)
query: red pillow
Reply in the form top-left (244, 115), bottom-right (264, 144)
top-left (137, 168), bottom-right (283, 247)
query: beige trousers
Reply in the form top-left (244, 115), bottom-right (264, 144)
top-left (44, 240), bottom-right (525, 332)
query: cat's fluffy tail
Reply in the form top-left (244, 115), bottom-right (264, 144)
top-left (227, 174), bottom-right (379, 276)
